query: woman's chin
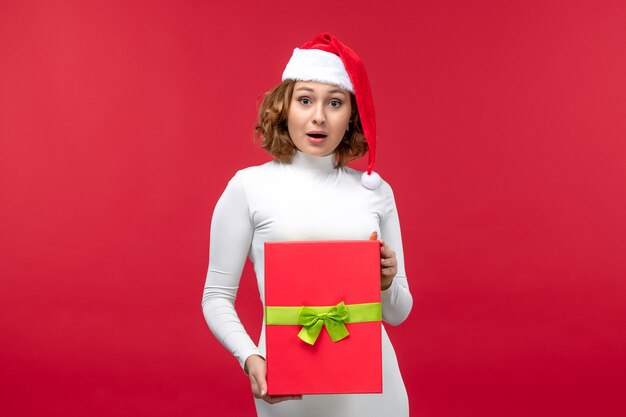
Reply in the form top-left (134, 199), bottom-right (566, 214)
top-left (294, 141), bottom-right (340, 157)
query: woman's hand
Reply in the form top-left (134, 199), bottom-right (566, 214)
top-left (245, 354), bottom-right (303, 404)
top-left (369, 231), bottom-right (397, 291)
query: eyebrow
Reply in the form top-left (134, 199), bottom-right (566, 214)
top-left (295, 87), bottom-right (347, 96)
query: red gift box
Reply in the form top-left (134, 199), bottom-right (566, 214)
top-left (264, 240), bottom-right (382, 395)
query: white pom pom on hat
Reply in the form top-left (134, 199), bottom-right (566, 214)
top-left (282, 32), bottom-right (382, 189)
top-left (361, 171), bottom-right (382, 190)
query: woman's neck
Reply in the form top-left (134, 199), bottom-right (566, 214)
top-left (290, 151), bottom-right (336, 172)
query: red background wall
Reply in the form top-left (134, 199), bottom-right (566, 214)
top-left (1, 1), bottom-right (625, 416)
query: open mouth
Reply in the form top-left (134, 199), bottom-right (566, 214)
top-left (307, 133), bottom-right (328, 139)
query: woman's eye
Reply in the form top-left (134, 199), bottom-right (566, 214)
top-left (329, 100), bottom-right (342, 107)
top-left (298, 98), bottom-right (311, 105)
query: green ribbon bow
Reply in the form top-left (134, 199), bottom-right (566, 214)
top-left (266, 301), bottom-right (381, 345)
top-left (297, 301), bottom-right (350, 344)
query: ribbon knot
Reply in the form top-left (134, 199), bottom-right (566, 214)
top-left (297, 301), bottom-right (350, 345)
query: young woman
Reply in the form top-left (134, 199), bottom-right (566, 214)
top-left (202, 32), bottom-right (413, 417)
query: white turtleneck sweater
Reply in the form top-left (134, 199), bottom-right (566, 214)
top-left (202, 152), bottom-right (412, 416)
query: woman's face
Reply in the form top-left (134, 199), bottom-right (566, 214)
top-left (287, 81), bottom-right (352, 157)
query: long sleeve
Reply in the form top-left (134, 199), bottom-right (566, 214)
top-left (201, 172), bottom-right (262, 371)
top-left (379, 186), bottom-right (413, 325)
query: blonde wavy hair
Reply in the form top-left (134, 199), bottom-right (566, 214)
top-left (255, 80), bottom-right (368, 167)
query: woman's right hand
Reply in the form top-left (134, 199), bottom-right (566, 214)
top-left (245, 354), bottom-right (303, 404)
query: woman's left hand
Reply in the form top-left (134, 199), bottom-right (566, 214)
top-left (369, 231), bottom-right (397, 291)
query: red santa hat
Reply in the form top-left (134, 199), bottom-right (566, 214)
top-left (282, 32), bottom-right (382, 189)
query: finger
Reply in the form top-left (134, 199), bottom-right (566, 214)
top-left (381, 267), bottom-right (397, 277)
top-left (250, 370), bottom-right (267, 397)
top-left (249, 376), bottom-right (261, 398)
top-left (264, 395), bottom-right (303, 404)
top-left (379, 239), bottom-right (392, 256)
top-left (249, 378), bottom-right (261, 398)
top-left (368, 231), bottom-right (378, 241)
top-left (380, 245), bottom-right (394, 259)
top-left (381, 256), bottom-right (397, 267)
top-left (381, 257), bottom-right (396, 266)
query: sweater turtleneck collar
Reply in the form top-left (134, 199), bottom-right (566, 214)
top-left (291, 151), bottom-right (337, 172)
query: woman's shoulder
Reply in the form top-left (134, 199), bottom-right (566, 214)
top-left (226, 160), bottom-right (282, 185)
top-left (239, 159), bottom-right (282, 173)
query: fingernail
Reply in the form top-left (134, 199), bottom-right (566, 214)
top-left (261, 389), bottom-right (266, 396)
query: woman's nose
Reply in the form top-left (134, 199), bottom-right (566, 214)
top-left (312, 104), bottom-right (326, 124)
